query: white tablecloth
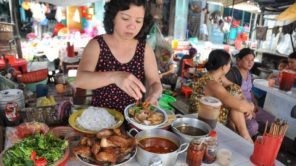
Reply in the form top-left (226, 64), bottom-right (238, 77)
top-left (253, 79), bottom-right (296, 140)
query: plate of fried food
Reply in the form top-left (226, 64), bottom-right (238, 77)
top-left (73, 128), bottom-right (137, 166)
top-left (69, 107), bottom-right (124, 134)
top-left (124, 102), bottom-right (168, 130)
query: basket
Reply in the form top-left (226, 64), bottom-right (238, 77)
top-left (21, 69), bottom-right (48, 83)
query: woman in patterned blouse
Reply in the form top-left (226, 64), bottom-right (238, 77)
top-left (190, 49), bottom-right (255, 143)
top-left (74, 0), bottom-right (162, 112)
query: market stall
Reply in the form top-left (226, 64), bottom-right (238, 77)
top-left (0, 0), bottom-right (295, 165)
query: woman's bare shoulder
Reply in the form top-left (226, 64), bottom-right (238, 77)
top-left (206, 80), bottom-right (225, 94)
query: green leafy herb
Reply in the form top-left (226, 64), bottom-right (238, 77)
top-left (3, 133), bottom-right (68, 166)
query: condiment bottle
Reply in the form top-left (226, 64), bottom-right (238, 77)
top-left (203, 130), bottom-right (218, 164)
top-left (4, 102), bottom-right (21, 126)
top-left (186, 138), bottom-right (206, 166)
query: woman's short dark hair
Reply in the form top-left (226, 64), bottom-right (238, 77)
top-left (205, 49), bottom-right (231, 71)
top-left (236, 48), bottom-right (255, 59)
top-left (103, 0), bottom-right (154, 41)
top-left (288, 52), bottom-right (296, 59)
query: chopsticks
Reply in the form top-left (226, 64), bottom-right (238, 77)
top-left (264, 119), bottom-right (288, 137)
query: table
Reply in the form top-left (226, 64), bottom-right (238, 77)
top-left (3, 123), bottom-right (284, 166)
top-left (253, 79), bottom-right (296, 140)
top-left (65, 120), bottom-right (284, 166)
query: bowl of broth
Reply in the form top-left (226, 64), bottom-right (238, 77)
top-left (129, 128), bottom-right (188, 166)
top-left (171, 117), bottom-right (211, 142)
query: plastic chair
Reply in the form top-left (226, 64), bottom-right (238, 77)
top-left (180, 59), bottom-right (193, 98)
top-left (181, 85), bottom-right (192, 98)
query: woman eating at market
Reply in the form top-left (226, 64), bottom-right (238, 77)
top-left (225, 48), bottom-right (275, 139)
top-left (74, 0), bottom-right (162, 112)
top-left (190, 49), bottom-right (255, 143)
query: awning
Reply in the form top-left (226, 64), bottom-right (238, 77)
top-left (276, 3), bottom-right (296, 21)
top-left (228, 2), bottom-right (261, 13)
top-left (38, 0), bottom-right (103, 6)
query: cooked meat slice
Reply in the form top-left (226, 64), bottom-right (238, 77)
top-left (91, 142), bottom-right (101, 155)
top-left (113, 128), bottom-right (122, 136)
top-left (107, 135), bottom-right (130, 148)
top-left (100, 137), bottom-right (116, 147)
top-left (95, 151), bottom-right (117, 164)
top-left (73, 146), bottom-right (91, 157)
top-left (96, 129), bottom-right (113, 138)
top-left (79, 137), bottom-right (89, 145)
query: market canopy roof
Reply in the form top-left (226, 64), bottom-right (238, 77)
top-left (38, 0), bottom-right (104, 6)
top-left (276, 3), bottom-right (296, 21)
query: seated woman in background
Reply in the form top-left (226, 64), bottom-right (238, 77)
top-left (225, 48), bottom-right (275, 138)
top-left (190, 49), bottom-right (255, 143)
top-left (176, 47), bottom-right (197, 77)
top-left (156, 49), bottom-right (177, 90)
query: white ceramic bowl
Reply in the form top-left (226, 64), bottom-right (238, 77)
top-left (124, 103), bottom-right (168, 130)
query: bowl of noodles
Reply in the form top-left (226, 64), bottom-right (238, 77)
top-left (69, 107), bottom-right (124, 134)
top-left (124, 102), bottom-right (168, 130)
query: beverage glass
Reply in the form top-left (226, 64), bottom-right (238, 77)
top-left (279, 70), bottom-right (296, 91)
top-left (198, 96), bottom-right (222, 129)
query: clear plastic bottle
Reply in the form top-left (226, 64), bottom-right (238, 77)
top-left (203, 131), bottom-right (218, 164)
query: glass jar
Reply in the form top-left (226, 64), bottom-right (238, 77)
top-left (186, 138), bottom-right (206, 166)
top-left (203, 131), bottom-right (218, 164)
top-left (4, 102), bottom-right (21, 126)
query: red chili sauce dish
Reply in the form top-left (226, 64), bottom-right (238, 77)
top-left (139, 137), bottom-right (178, 154)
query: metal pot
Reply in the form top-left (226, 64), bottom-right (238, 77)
top-left (171, 117), bottom-right (211, 142)
top-left (129, 128), bottom-right (188, 166)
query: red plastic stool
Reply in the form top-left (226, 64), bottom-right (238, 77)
top-left (181, 86), bottom-right (192, 98)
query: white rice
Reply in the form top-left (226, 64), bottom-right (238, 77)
top-left (76, 107), bottom-right (116, 131)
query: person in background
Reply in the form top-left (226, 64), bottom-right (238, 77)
top-left (225, 48), bottom-right (275, 138)
top-left (267, 59), bottom-right (288, 80)
top-left (176, 47), bottom-right (197, 77)
top-left (288, 52), bottom-right (296, 72)
top-left (74, 0), bottom-right (162, 112)
top-left (157, 49), bottom-right (177, 90)
top-left (190, 49), bottom-right (255, 143)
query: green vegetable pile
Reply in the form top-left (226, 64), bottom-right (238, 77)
top-left (2, 133), bottom-right (68, 166)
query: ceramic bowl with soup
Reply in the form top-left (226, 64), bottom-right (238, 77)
top-left (171, 117), bottom-right (211, 142)
top-left (129, 129), bottom-right (188, 166)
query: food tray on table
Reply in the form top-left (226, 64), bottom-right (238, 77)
top-left (69, 107), bottom-right (124, 134)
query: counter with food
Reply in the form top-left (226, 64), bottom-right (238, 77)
top-left (2, 112), bottom-right (285, 166)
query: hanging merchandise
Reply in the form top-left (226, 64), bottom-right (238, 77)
top-left (31, 2), bottom-right (46, 22)
top-left (229, 28), bottom-right (237, 40)
top-left (232, 20), bottom-right (240, 28)
top-left (21, 1), bottom-right (30, 10)
top-left (67, 6), bottom-right (82, 31)
top-left (52, 23), bottom-right (65, 36)
top-left (282, 24), bottom-right (293, 35)
top-left (276, 34), bottom-right (293, 55)
top-left (272, 27), bottom-right (279, 36)
top-left (55, 7), bottom-right (66, 22)
top-left (39, 18), bottom-right (48, 26)
top-left (256, 27), bottom-right (268, 41)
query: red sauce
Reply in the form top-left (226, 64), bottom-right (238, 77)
top-left (139, 137), bottom-right (178, 154)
